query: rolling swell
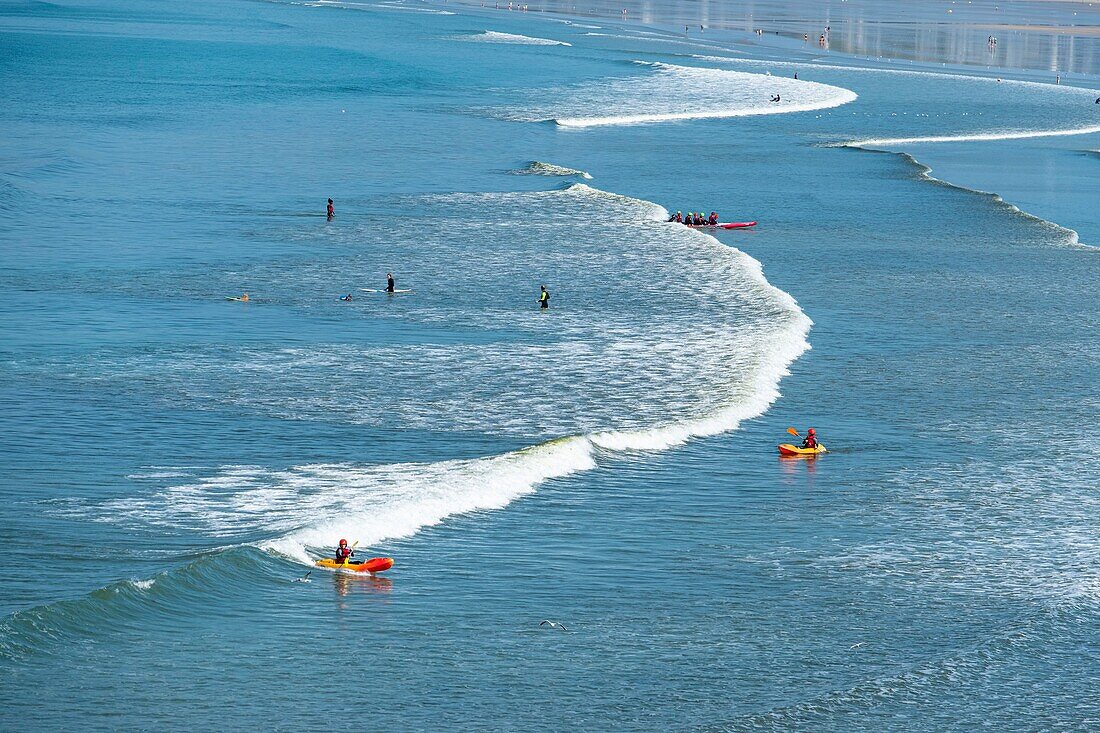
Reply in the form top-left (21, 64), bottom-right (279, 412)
top-left (842, 147), bottom-right (1094, 249)
top-left (0, 547), bottom-right (289, 661)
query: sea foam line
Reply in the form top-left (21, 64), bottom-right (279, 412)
top-left (842, 124), bottom-right (1100, 148)
top-left (551, 61), bottom-right (857, 127)
top-left (460, 30), bottom-right (571, 46)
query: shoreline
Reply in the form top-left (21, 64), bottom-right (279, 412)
top-left (437, 0), bottom-right (1100, 79)
top-left (428, 0), bottom-right (1100, 248)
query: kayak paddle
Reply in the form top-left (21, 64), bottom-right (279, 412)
top-left (786, 427), bottom-right (801, 438)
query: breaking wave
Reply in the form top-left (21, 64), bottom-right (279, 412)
top-left (460, 30), bottom-right (571, 46)
top-left (511, 160), bottom-right (593, 179)
top-left (843, 124), bottom-right (1100, 148)
top-left (503, 61), bottom-right (856, 127)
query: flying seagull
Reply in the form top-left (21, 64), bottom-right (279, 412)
top-left (294, 571), bottom-right (312, 583)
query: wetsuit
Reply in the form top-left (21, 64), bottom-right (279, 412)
top-left (708, 214), bottom-right (718, 225)
top-left (539, 289), bottom-right (550, 309)
top-left (386, 276), bottom-right (395, 293)
top-left (327, 201), bottom-right (334, 218)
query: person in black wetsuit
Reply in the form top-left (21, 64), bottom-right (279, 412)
top-left (539, 285), bottom-right (550, 309)
top-left (386, 273), bottom-right (395, 293)
top-left (327, 198), bottom-right (334, 219)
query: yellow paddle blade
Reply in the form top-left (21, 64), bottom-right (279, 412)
top-left (787, 427), bottom-right (801, 437)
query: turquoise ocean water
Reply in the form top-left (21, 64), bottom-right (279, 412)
top-left (1, 0), bottom-right (1098, 729)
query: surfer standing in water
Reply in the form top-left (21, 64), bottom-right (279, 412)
top-left (539, 285), bottom-right (550, 310)
top-left (386, 273), bottom-right (395, 293)
top-left (327, 198), bottom-right (334, 219)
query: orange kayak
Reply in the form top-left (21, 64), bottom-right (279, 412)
top-left (777, 443), bottom-right (826, 457)
top-left (315, 557), bottom-right (394, 574)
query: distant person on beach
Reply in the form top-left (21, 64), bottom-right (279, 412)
top-left (539, 285), bottom-right (550, 309)
top-left (327, 198), bottom-right (334, 219)
top-left (386, 273), bottom-right (395, 293)
top-left (794, 72), bottom-right (798, 79)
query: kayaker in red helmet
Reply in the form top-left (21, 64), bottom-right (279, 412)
top-left (335, 539), bottom-right (355, 564)
top-left (802, 428), bottom-right (818, 450)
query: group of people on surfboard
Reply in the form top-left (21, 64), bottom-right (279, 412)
top-left (669, 211), bottom-right (719, 226)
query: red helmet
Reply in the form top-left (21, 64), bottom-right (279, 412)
top-left (807, 428), bottom-right (816, 435)
top-left (339, 539), bottom-right (348, 546)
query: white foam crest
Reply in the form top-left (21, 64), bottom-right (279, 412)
top-left (845, 124), bottom-right (1100, 147)
top-left (263, 437), bottom-right (596, 563)
top-left (512, 160), bottom-right (593, 179)
top-left (536, 62), bottom-right (856, 128)
top-left (311, 0), bottom-right (455, 12)
top-left (592, 237), bottom-right (811, 450)
top-left (461, 30), bottom-right (571, 46)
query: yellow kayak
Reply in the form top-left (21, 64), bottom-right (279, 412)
top-left (315, 557), bottom-right (394, 573)
top-left (777, 443), bottom-right (827, 457)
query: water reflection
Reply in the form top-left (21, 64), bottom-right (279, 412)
top-left (509, 0), bottom-right (1100, 76)
top-left (332, 573), bottom-right (394, 607)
